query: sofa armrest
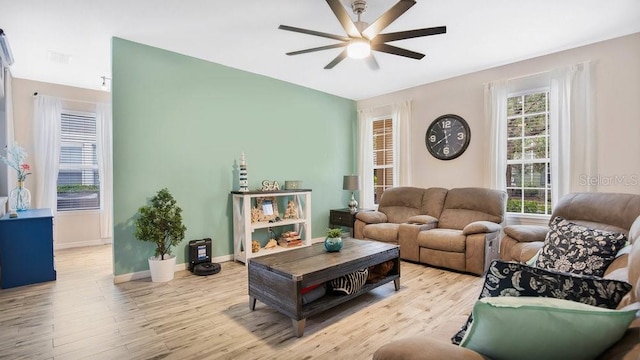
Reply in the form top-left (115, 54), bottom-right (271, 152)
top-left (462, 221), bottom-right (501, 235)
top-left (356, 211), bottom-right (387, 224)
top-left (503, 225), bottom-right (549, 243)
top-left (407, 215), bottom-right (438, 225)
top-left (373, 337), bottom-right (487, 360)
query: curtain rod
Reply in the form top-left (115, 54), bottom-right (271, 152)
top-left (503, 69), bottom-right (551, 82)
top-left (356, 99), bottom-right (412, 112)
top-left (32, 92), bottom-right (110, 106)
top-left (485, 59), bottom-right (593, 85)
top-left (359, 103), bottom-right (393, 110)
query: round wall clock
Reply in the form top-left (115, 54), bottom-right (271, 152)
top-left (425, 114), bottom-right (471, 160)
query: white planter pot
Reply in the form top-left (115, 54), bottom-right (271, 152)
top-left (148, 255), bottom-right (176, 282)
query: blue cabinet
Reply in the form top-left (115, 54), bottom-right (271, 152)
top-left (0, 208), bottom-right (56, 288)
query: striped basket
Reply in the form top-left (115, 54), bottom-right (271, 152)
top-left (330, 268), bottom-right (369, 295)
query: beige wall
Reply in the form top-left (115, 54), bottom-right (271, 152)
top-left (11, 77), bottom-right (111, 248)
top-left (358, 33), bottom-right (640, 198)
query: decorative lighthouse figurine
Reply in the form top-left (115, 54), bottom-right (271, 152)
top-left (239, 152), bottom-right (248, 192)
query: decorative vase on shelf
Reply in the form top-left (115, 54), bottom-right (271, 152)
top-left (9, 181), bottom-right (31, 211)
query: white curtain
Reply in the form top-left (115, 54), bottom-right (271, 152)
top-left (483, 80), bottom-right (509, 191)
top-left (3, 69), bottom-right (15, 194)
top-left (549, 61), bottom-right (596, 205)
top-left (96, 103), bottom-right (113, 240)
top-left (357, 108), bottom-right (374, 209)
top-left (393, 100), bottom-right (412, 186)
top-left (32, 95), bottom-right (61, 212)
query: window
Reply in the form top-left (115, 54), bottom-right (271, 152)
top-left (57, 111), bottom-right (100, 211)
top-left (372, 118), bottom-right (394, 204)
top-left (506, 90), bottom-right (551, 215)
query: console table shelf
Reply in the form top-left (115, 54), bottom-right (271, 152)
top-left (251, 218), bottom-right (307, 230)
top-left (231, 189), bottom-right (312, 264)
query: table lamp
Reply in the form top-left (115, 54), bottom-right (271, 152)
top-left (343, 175), bottom-right (360, 211)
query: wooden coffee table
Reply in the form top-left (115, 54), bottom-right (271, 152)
top-left (248, 238), bottom-right (400, 337)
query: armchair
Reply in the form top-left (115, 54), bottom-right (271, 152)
top-left (501, 192), bottom-right (640, 262)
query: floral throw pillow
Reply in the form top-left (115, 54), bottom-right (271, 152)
top-left (535, 217), bottom-right (627, 277)
top-left (451, 260), bottom-right (632, 345)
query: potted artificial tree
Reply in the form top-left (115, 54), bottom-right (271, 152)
top-left (325, 228), bottom-right (343, 252)
top-left (134, 188), bottom-right (186, 282)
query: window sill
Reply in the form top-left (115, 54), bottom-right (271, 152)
top-left (56, 209), bottom-right (101, 216)
top-left (506, 213), bottom-right (550, 227)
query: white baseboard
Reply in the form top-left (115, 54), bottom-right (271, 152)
top-left (113, 253), bottom-right (234, 284)
top-left (55, 238), bottom-right (112, 250)
top-left (213, 254), bottom-right (234, 263)
top-left (113, 269), bottom-right (153, 284)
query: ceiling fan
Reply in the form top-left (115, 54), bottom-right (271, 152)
top-left (278, 0), bottom-right (446, 70)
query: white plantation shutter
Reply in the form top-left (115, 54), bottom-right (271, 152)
top-left (57, 111), bottom-right (100, 211)
top-left (372, 118), bottom-right (394, 204)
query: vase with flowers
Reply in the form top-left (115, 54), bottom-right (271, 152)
top-left (1, 143), bottom-right (32, 211)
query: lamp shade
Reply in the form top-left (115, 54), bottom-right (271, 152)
top-left (343, 175), bottom-right (360, 191)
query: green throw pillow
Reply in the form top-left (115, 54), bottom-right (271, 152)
top-left (525, 249), bottom-right (540, 266)
top-left (460, 297), bottom-right (638, 360)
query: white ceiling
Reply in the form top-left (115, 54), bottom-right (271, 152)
top-left (1, 0), bottom-right (639, 100)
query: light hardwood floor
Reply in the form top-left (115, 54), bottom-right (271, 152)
top-left (0, 245), bottom-right (485, 360)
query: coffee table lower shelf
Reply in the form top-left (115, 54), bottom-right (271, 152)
top-left (250, 275), bottom-right (399, 336)
top-left (247, 239), bottom-right (401, 337)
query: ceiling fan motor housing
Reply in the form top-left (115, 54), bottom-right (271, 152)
top-left (351, 0), bottom-right (368, 15)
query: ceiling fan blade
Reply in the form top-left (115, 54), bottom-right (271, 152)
top-left (362, 0), bottom-right (416, 40)
top-left (324, 49), bottom-right (348, 69)
top-left (279, 25), bottom-right (350, 42)
top-left (372, 26), bottom-right (447, 44)
top-left (366, 54), bottom-right (380, 70)
top-left (326, 0), bottom-right (361, 38)
top-left (286, 43), bottom-right (348, 56)
top-left (372, 43), bottom-right (424, 59)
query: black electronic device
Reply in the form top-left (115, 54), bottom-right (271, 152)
top-left (188, 238), bottom-right (221, 276)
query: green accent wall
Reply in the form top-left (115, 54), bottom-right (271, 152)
top-left (112, 38), bottom-right (356, 276)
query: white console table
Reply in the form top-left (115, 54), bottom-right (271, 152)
top-left (231, 189), bottom-right (312, 264)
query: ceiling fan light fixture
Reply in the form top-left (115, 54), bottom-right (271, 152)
top-left (347, 38), bottom-right (370, 59)
top-left (278, 0), bottom-right (446, 69)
